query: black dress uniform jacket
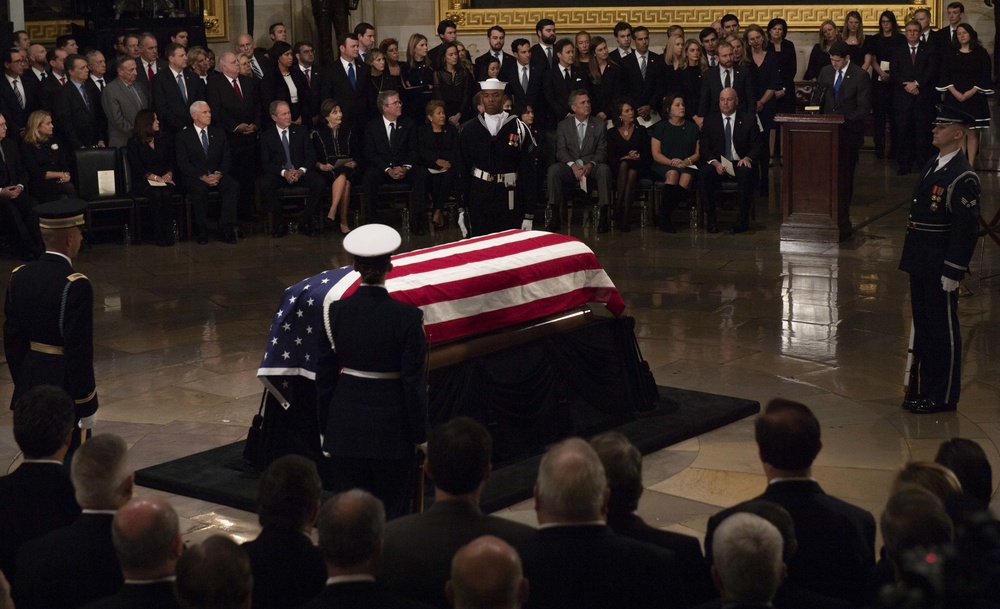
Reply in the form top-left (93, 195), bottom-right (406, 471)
top-left (4, 252), bottom-right (98, 416)
top-left (458, 113), bottom-right (535, 236)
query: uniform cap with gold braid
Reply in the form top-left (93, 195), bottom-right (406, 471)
top-left (932, 105), bottom-right (976, 128)
top-left (36, 199), bottom-right (88, 230)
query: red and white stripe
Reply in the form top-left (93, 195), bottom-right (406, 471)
top-left (324, 230), bottom-right (625, 345)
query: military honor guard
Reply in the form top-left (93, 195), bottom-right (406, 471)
top-left (900, 106), bottom-right (980, 414)
top-left (457, 77), bottom-right (536, 237)
top-left (3, 200), bottom-right (98, 461)
top-left (315, 224), bottom-right (428, 519)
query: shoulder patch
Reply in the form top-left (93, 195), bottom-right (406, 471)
top-left (67, 273), bottom-right (88, 282)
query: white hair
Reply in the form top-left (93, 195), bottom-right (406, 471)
top-left (536, 438), bottom-right (607, 521)
top-left (712, 512), bottom-right (784, 603)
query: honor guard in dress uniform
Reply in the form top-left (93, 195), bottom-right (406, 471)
top-left (899, 106), bottom-right (981, 414)
top-left (315, 224), bottom-right (428, 519)
top-left (458, 78), bottom-right (536, 237)
top-left (3, 200), bottom-right (98, 462)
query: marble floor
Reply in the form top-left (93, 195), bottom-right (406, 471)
top-left (2, 137), bottom-right (1000, 550)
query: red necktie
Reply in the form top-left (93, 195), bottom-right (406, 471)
top-left (147, 63), bottom-right (154, 82)
top-left (59, 76), bottom-right (66, 85)
top-left (233, 78), bottom-right (243, 100)
top-left (911, 46), bottom-right (916, 65)
top-left (304, 67), bottom-right (310, 86)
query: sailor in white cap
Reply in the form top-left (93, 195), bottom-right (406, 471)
top-left (457, 77), bottom-right (536, 237)
top-left (4, 199), bottom-right (98, 463)
top-left (315, 224), bottom-right (428, 518)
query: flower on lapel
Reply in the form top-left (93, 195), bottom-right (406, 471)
top-left (50, 143), bottom-right (59, 150)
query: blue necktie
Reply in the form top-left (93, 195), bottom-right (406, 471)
top-left (348, 62), bottom-right (356, 89)
top-left (177, 73), bottom-right (188, 104)
top-left (281, 129), bottom-right (293, 169)
top-left (79, 84), bottom-right (89, 109)
top-left (200, 129), bottom-right (209, 155)
top-left (724, 116), bottom-right (733, 161)
top-left (833, 69), bottom-right (843, 96)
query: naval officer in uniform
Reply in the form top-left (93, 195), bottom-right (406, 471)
top-left (3, 199), bottom-right (98, 462)
top-left (457, 77), bottom-right (536, 237)
top-left (900, 105), bottom-right (980, 414)
top-left (315, 224), bottom-right (428, 518)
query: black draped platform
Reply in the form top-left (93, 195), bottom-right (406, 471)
top-left (135, 384), bottom-right (759, 514)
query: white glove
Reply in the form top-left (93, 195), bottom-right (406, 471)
top-left (521, 218), bottom-right (533, 231)
top-left (458, 210), bottom-right (469, 238)
top-left (78, 414), bottom-right (96, 430)
top-left (941, 276), bottom-right (960, 292)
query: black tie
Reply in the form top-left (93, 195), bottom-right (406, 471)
top-left (564, 68), bottom-right (572, 86)
top-left (389, 122), bottom-right (396, 148)
top-left (724, 69), bottom-right (731, 89)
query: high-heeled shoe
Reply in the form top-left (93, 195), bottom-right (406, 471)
top-left (340, 223), bottom-right (350, 235)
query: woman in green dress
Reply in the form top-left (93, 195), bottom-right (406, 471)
top-left (650, 93), bottom-right (700, 233)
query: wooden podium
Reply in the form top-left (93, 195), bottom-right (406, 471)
top-left (775, 114), bottom-right (851, 242)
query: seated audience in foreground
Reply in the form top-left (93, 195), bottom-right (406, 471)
top-left (710, 513), bottom-right (786, 608)
top-left (935, 438), bottom-right (993, 510)
top-left (175, 535), bottom-right (253, 609)
top-left (446, 536), bottom-right (529, 609)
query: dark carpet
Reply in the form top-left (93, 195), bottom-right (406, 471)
top-left (134, 385), bottom-right (759, 514)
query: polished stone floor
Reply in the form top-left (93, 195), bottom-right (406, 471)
top-left (2, 136), bottom-right (1000, 549)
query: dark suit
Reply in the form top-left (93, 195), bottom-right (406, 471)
top-left (519, 524), bottom-right (681, 609)
top-left (890, 41), bottom-right (939, 171)
top-left (899, 152), bottom-right (980, 407)
top-left (324, 59), bottom-right (372, 135)
top-left (474, 50), bottom-right (515, 81)
top-left (135, 58), bottom-right (168, 96)
top-left (0, 137), bottom-right (42, 257)
top-left (151, 68), bottom-right (205, 138)
top-left (818, 60), bottom-right (871, 227)
top-left (698, 64), bottom-right (756, 118)
top-left (379, 500), bottom-right (536, 609)
top-left (81, 582), bottom-right (180, 609)
top-left (298, 581), bottom-right (433, 609)
top-left (530, 43), bottom-right (556, 72)
top-left (361, 115), bottom-right (427, 224)
top-left (261, 67), bottom-right (312, 126)
top-left (243, 526), bottom-right (327, 609)
top-left (0, 73), bottom-right (39, 134)
top-left (607, 511), bottom-right (714, 606)
top-left (259, 123), bottom-right (326, 223)
top-left (38, 71), bottom-right (68, 112)
top-left (703, 480), bottom-right (877, 606)
top-left (543, 64), bottom-right (588, 124)
top-left (507, 61), bottom-right (544, 116)
top-left (54, 80), bottom-right (107, 148)
top-left (13, 513), bottom-right (123, 609)
top-left (546, 115), bottom-right (611, 223)
top-left (207, 71), bottom-right (261, 217)
top-left (698, 110), bottom-right (764, 229)
top-left (298, 63), bottom-right (327, 119)
top-left (315, 285), bottom-right (428, 520)
top-left (101, 77), bottom-right (149, 148)
top-left (174, 125), bottom-right (240, 237)
top-left (0, 462), bottom-right (80, 579)
top-left (3, 253), bottom-right (99, 436)
top-left (620, 50), bottom-right (663, 112)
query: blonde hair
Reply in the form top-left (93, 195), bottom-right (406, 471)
top-left (23, 110), bottom-right (51, 146)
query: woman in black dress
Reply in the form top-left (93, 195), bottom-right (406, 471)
top-left (417, 100), bottom-right (460, 229)
top-left (586, 36), bottom-right (622, 121)
top-left (21, 110), bottom-right (75, 203)
top-left (746, 24), bottom-right (782, 196)
top-left (127, 110), bottom-right (176, 246)
top-left (311, 99), bottom-right (358, 234)
top-left (575, 31), bottom-right (593, 70)
top-left (805, 20), bottom-right (840, 80)
top-left (606, 97), bottom-right (649, 233)
top-left (869, 11), bottom-right (904, 159)
top-left (402, 34), bottom-right (434, 123)
top-left (261, 41), bottom-right (311, 126)
top-left (368, 49), bottom-right (402, 95)
top-left (678, 39), bottom-right (706, 120)
top-left (433, 42), bottom-right (473, 129)
top-left (650, 93), bottom-right (699, 233)
top-left (380, 38), bottom-right (404, 83)
top-left (841, 11), bottom-right (870, 70)
top-left (767, 18), bottom-right (796, 160)
top-left (514, 102), bottom-right (544, 221)
top-left (938, 23), bottom-right (993, 166)
top-left (659, 34), bottom-right (686, 97)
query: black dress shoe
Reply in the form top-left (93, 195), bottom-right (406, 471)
top-left (730, 224), bottom-right (749, 234)
top-left (272, 223), bottom-right (288, 239)
top-left (911, 398), bottom-right (957, 414)
top-left (298, 221), bottom-right (314, 237)
top-left (222, 226), bottom-right (238, 244)
top-left (234, 226), bottom-right (247, 239)
top-left (896, 167), bottom-right (911, 176)
top-left (197, 233), bottom-right (209, 245)
top-left (707, 224), bottom-right (719, 234)
top-left (597, 220), bottom-right (610, 234)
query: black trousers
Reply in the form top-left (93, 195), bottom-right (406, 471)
top-left (181, 174), bottom-right (240, 231)
top-left (361, 166), bottom-right (427, 221)
top-left (328, 455), bottom-right (413, 520)
top-left (698, 163), bottom-right (755, 227)
top-left (894, 96), bottom-right (933, 171)
top-left (259, 170), bottom-right (327, 222)
top-left (909, 272), bottom-right (962, 406)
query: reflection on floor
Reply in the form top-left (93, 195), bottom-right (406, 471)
top-left (2, 142), bottom-right (1000, 550)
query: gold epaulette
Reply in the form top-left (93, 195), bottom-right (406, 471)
top-left (67, 273), bottom-right (88, 282)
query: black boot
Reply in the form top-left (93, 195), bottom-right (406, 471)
top-left (618, 201), bottom-right (631, 232)
top-left (597, 205), bottom-right (610, 233)
top-left (658, 184), bottom-right (678, 233)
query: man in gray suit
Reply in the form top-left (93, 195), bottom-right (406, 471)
top-left (817, 40), bottom-right (870, 233)
top-left (545, 89), bottom-right (611, 231)
top-left (102, 57), bottom-right (148, 148)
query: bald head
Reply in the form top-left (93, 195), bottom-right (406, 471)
top-left (447, 536), bottom-right (528, 609)
top-left (113, 497), bottom-right (182, 579)
top-left (719, 87), bottom-right (738, 115)
top-left (236, 34), bottom-right (255, 55)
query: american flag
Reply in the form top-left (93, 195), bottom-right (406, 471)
top-left (257, 230), bottom-right (625, 405)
